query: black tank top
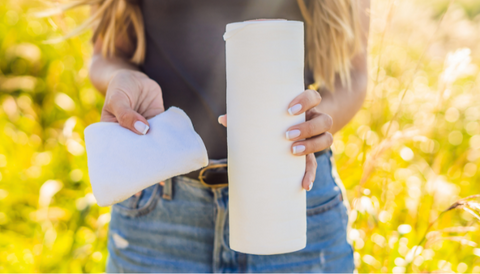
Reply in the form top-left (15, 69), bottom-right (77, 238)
top-left (140, 0), bottom-right (314, 159)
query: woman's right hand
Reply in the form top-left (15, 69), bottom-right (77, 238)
top-left (101, 69), bottom-right (165, 135)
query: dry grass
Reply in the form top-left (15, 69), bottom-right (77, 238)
top-left (337, 0), bottom-right (480, 272)
top-left (0, 0), bottom-right (480, 272)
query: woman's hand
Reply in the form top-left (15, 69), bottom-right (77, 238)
top-left (284, 89), bottom-right (333, 191)
top-left (101, 69), bottom-right (165, 134)
top-left (217, 89), bottom-right (333, 191)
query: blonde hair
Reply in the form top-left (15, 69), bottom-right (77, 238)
top-left (297, 0), bottom-right (363, 91)
top-left (41, 0), bottom-right (362, 91)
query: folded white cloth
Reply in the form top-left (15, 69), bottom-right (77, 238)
top-left (84, 106), bottom-right (209, 207)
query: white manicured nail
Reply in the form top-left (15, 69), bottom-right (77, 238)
top-left (292, 145), bottom-right (305, 154)
top-left (218, 115), bottom-right (225, 124)
top-left (134, 121), bottom-right (149, 135)
top-left (288, 104), bottom-right (302, 115)
top-left (286, 129), bottom-right (301, 140)
top-left (308, 181), bottom-right (313, 191)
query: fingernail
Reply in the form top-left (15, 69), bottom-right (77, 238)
top-left (308, 181), bottom-right (313, 191)
top-left (286, 129), bottom-right (301, 140)
top-left (218, 115), bottom-right (225, 124)
top-left (134, 121), bottom-right (149, 135)
top-left (292, 145), bottom-right (306, 154)
top-left (288, 104), bottom-right (302, 115)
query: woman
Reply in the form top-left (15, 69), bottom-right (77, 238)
top-left (69, 0), bottom-right (369, 272)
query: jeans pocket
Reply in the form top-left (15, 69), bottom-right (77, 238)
top-left (307, 149), bottom-right (345, 215)
top-left (306, 192), bottom-right (343, 216)
top-left (112, 183), bottom-right (161, 218)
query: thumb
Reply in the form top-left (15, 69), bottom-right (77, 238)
top-left (218, 114), bottom-right (227, 127)
top-left (113, 103), bottom-right (150, 135)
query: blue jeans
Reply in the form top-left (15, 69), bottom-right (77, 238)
top-left (105, 150), bottom-right (354, 273)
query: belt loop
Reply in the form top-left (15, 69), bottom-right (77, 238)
top-left (162, 178), bottom-right (173, 200)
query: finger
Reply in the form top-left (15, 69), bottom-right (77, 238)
top-left (287, 89), bottom-right (321, 116)
top-left (137, 78), bottom-right (165, 119)
top-left (119, 108), bottom-right (150, 135)
top-left (285, 113), bottom-right (333, 140)
top-left (303, 153), bottom-right (317, 191)
top-left (108, 96), bottom-right (150, 135)
top-left (100, 108), bottom-right (118, 123)
top-left (218, 114), bottom-right (227, 127)
top-left (291, 132), bottom-right (333, 156)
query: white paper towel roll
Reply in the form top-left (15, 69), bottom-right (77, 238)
top-left (224, 20), bottom-right (307, 255)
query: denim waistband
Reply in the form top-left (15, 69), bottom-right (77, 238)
top-left (177, 147), bottom-right (332, 191)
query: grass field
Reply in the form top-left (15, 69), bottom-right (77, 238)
top-left (1, 0), bottom-right (480, 272)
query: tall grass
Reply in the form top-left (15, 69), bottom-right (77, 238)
top-left (339, 0), bottom-right (480, 272)
top-left (0, 0), bottom-right (107, 271)
top-left (0, 0), bottom-right (480, 272)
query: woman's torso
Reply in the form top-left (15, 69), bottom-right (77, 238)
top-left (140, 0), bottom-right (315, 159)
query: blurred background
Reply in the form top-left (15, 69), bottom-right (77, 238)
top-left (1, 0), bottom-right (480, 272)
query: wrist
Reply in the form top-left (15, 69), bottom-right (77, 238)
top-left (108, 69), bottom-right (145, 86)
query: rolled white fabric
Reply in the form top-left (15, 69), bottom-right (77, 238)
top-left (84, 107), bottom-right (208, 207)
top-left (224, 20), bottom-right (306, 255)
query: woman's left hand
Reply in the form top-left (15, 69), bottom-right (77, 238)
top-left (218, 89), bottom-right (333, 192)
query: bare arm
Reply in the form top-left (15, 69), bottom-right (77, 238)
top-left (88, 36), bottom-right (139, 95)
top-left (317, 53), bottom-right (368, 134)
top-left (87, 18), bottom-right (164, 135)
top-left (316, 0), bottom-right (370, 134)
